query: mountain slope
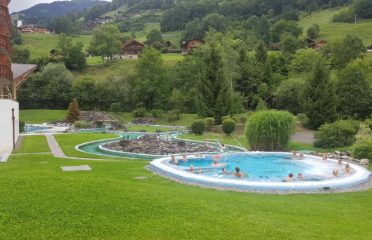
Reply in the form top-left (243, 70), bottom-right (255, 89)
top-left (15, 0), bottom-right (105, 20)
top-left (299, 8), bottom-right (372, 44)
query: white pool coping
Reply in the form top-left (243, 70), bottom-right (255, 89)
top-left (149, 152), bottom-right (371, 191)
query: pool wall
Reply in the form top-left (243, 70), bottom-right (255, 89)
top-left (76, 131), bottom-right (245, 160)
top-left (149, 153), bottom-right (371, 192)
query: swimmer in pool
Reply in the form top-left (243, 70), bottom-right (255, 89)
top-left (286, 173), bottom-right (295, 182)
top-left (345, 164), bottom-right (352, 174)
top-left (182, 155), bottom-right (188, 163)
top-left (297, 173), bottom-right (304, 181)
top-left (333, 169), bottom-right (339, 177)
top-left (189, 165), bottom-right (194, 173)
top-left (170, 155), bottom-right (178, 165)
top-left (299, 153), bottom-right (304, 160)
top-left (322, 153), bottom-right (328, 161)
top-left (292, 151), bottom-right (297, 158)
top-left (233, 167), bottom-right (243, 178)
top-left (338, 159), bottom-right (343, 166)
top-left (222, 167), bottom-right (228, 175)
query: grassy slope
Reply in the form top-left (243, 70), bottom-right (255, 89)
top-left (0, 152), bottom-right (371, 239)
top-left (13, 135), bottom-right (50, 154)
top-left (20, 109), bottom-right (67, 123)
top-left (299, 8), bottom-right (372, 44)
top-left (20, 33), bottom-right (92, 59)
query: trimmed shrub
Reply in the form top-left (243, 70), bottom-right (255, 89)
top-left (246, 110), bottom-right (295, 151)
top-left (204, 117), bottom-right (215, 130)
top-left (151, 109), bottom-right (164, 118)
top-left (19, 121), bottom-right (25, 133)
top-left (132, 108), bottom-right (146, 118)
top-left (353, 139), bottom-right (372, 160)
top-left (74, 120), bottom-right (90, 129)
top-left (191, 120), bottom-right (206, 135)
top-left (222, 119), bottom-right (236, 136)
top-left (314, 120), bottom-right (359, 148)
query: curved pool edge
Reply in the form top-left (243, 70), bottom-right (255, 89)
top-left (148, 153), bottom-right (371, 193)
top-left (75, 131), bottom-right (245, 160)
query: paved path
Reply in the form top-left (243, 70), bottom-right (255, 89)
top-left (291, 129), bottom-right (315, 145)
top-left (44, 134), bottom-right (119, 161)
top-left (45, 134), bottom-right (67, 158)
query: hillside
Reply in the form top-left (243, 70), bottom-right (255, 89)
top-left (14, 0), bottom-right (104, 21)
top-left (299, 7), bottom-right (372, 44)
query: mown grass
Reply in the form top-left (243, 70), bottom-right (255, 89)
top-left (20, 33), bottom-right (92, 59)
top-left (54, 133), bottom-right (120, 159)
top-left (299, 8), bottom-right (372, 44)
top-left (0, 151), bottom-right (371, 239)
top-left (13, 135), bottom-right (50, 154)
top-left (20, 109), bottom-right (67, 123)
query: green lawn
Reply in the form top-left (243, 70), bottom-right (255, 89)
top-left (20, 109), bottom-right (67, 123)
top-left (54, 133), bottom-right (120, 159)
top-left (0, 151), bottom-right (371, 239)
top-left (299, 8), bottom-right (372, 44)
top-left (13, 135), bottom-right (50, 154)
top-left (20, 33), bottom-right (93, 60)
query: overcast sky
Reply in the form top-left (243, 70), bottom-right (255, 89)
top-left (9, 0), bottom-right (56, 13)
top-left (9, 0), bottom-right (111, 13)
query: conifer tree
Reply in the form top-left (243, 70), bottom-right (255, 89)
top-left (66, 98), bottom-right (80, 123)
top-left (198, 44), bottom-right (231, 124)
top-left (304, 61), bottom-right (337, 129)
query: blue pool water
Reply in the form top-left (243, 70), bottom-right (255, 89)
top-left (176, 153), bottom-right (347, 182)
top-left (24, 124), bottom-right (50, 133)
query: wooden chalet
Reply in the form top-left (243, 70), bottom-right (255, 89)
top-left (122, 39), bottom-right (145, 59)
top-left (79, 111), bottom-right (122, 129)
top-left (181, 38), bottom-right (204, 54)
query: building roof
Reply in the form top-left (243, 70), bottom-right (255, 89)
top-left (12, 63), bottom-right (37, 81)
top-left (123, 39), bottom-right (145, 48)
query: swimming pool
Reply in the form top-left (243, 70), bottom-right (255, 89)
top-left (149, 152), bottom-right (371, 192)
top-left (75, 131), bottom-right (245, 159)
top-left (24, 124), bottom-right (51, 133)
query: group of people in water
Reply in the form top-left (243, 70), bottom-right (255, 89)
top-left (170, 154), bottom-right (246, 178)
top-left (286, 151), bottom-right (353, 182)
top-left (171, 150), bottom-right (354, 182)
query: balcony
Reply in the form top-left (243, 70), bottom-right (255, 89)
top-left (0, 35), bottom-right (11, 55)
top-left (0, 63), bottom-right (12, 87)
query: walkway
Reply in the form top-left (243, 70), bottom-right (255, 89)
top-left (44, 134), bottom-right (119, 161)
top-left (291, 128), bottom-right (315, 145)
top-left (45, 134), bottom-right (67, 158)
